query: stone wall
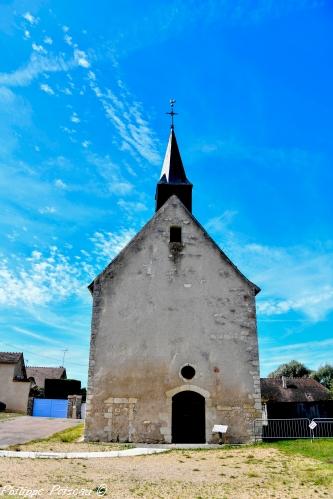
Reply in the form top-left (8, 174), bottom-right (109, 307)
top-left (85, 196), bottom-right (261, 443)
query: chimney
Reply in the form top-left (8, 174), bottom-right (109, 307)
top-left (282, 376), bottom-right (287, 389)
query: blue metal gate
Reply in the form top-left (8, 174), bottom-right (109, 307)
top-left (32, 399), bottom-right (68, 418)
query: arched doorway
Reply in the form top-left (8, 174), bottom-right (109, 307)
top-left (172, 391), bottom-right (205, 443)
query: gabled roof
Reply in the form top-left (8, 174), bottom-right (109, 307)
top-left (261, 378), bottom-right (331, 403)
top-left (0, 352), bottom-right (23, 364)
top-left (159, 129), bottom-right (191, 184)
top-left (89, 195), bottom-right (260, 295)
top-left (26, 366), bottom-right (67, 388)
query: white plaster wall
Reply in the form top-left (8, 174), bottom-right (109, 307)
top-left (0, 364), bottom-right (31, 413)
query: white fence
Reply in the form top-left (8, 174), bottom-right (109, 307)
top-left (253, 418), bottom-right (333, 441)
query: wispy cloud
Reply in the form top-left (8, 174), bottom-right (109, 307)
top-left (22, 12), bottom-right (39, 25)
top-left (206, 210), bottom-right (238, 233)
top-left (0, 86), bottom-right (32, 156)
top-left (117, 199), bottom-right (148, 214)
top-left (54, 179), bottom-right (67, 190)
top-left (0, 227), bottom-right (134, 310)
top-left (260, 337), bottom-right (333, 372)
top-left (38, 206), bottom-right (57, 215)
top-left (43, 36), bottom-right (53, 45)
top-left (70, 112), bottom-right (80, 123)
top-left (87, 153), bottom-right (134, 195)
top-left (40, 83), bottom-right (55, 95)
top-left (74, 49), bottom-right (90, 68)
top-left (90, 229), bottom-right (135, 262)
top-left (0, 53), bottom-right (71, 87)
top-left (12, 326), bottom-right (62, 345)
top-left (88, 73), bottom-right (160, 165)
top-left (206, 215), bottom-right (333, 322)
top-left (196, 137), bottom-right (324, 171)
top-left (32, 42), bottom-right (47, 54)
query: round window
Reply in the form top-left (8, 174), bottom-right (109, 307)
top-left (180, 364), bottom-right (196, 380)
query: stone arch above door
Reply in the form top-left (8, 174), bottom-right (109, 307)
top-left (166, 384), bottom-right (211, 400)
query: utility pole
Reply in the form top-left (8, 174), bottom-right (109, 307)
top-left (61, 348), bottom-right (68, 367)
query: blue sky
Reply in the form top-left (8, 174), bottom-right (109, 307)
top-left (0, 0), bottom-right (332, 386)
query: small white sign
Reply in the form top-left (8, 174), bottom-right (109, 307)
top-left (309, 421), bottom-right (317, 430)
top-left (212, 425), bottom-right (228, 434)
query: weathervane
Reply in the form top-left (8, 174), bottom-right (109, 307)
top-left (166, 98), bottom-right (178, 129)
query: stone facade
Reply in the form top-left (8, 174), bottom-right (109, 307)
top-left (85, 195), bottom-right (261, 443)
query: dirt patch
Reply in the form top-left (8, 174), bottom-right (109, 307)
top-left (10, 441), bottom-right (133, 452)
top-left (0, 446), bottom-right (332, 498)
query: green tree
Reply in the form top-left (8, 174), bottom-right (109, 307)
top-left (311, 364), bottom-right (333, 391)
top-left (268, 360), bottom-right (311, 378)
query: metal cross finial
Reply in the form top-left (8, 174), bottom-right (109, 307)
top-left (166, 98), bottom-right (178, 129)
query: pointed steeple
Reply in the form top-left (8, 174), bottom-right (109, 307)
top-left (159, 128), bottom-right (189, 184)
top-left (155, 104), bottom-right (193, 212)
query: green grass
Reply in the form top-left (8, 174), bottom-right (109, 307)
top-left (45, 422), bottom-right (84, 442)
top-left (8, 423), bottom-right (84, 449)
top-left (0, 411), bottom-right (24, 422)
top-left (268, 439), bottom-right (333, 463)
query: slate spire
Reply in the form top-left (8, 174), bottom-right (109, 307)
top-left (155, 103), bottom-right (193, 212)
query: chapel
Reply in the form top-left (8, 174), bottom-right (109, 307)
top-left (85, 112), bottom-right (261, 443)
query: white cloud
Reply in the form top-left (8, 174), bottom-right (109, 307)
top-left (89, 80), bottom-right (160, 165)
top-left (12, 326), bottom-right (62, 345)
top-left (38, 206), bottom-right (57, 214)
top-left (229, 239), bottom-right (333, 321)
top-left (43, 36), bottom-right (53, 45)
top-left (205, 213), bottom-right (333, 322)
top-left (0, 228), bottom-right (135, 309)
top-left (206, 210), bottom-right (238, 233)
top-left (23, 30), bottom-right (30, 39)
top-left (260, 337), bottom-right (333, 374)
top-left (90, 229), bottom-right (135, 261)
top-left (70, 112), bottom-right (80, 124)
top-left (54, 179), bottom-right (67, 190)
top-left (74, 49), bottom-right (90, 68)
top-left (0, 87), bottom-right (32, 156)
top-left (40, 83), bottom-right (55, 95)
top-left (32, 42), bottom-right (47, 54)
top-left (0, 54), bottom-right (70, 87)
top-left (257, 286), bottom-right (333, 321)
top-left (196, 136), bottom-right (324, 172)
top-left (117, 199), bottom-right (147, 213)
top-left (64, 34), bottom-right (73, 46)
top-left (88, 154), bottom-right (134, 196)
top-left (0, 247), bottom-right (81, 306)
top-left (23, 12), bottom-right (38, 25)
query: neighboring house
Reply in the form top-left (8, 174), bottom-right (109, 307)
top-left (260, 377), bottom-right (333, 419)
top-left (85, 124), bottom-right (262, 444)
top-left (0, 352), bottom-right (31, 413)
top-left (26, 366), bottom-right (67, 390)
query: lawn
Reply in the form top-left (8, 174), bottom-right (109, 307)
top-left (0, 438), bottom-right (332, 498)
top-left (271, 438), bottom-right (333, 463)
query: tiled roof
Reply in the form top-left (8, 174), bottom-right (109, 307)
top-left (261, 377), bottom-right (331, 403)
top-left (0, 352), bottom-right (23, 364)
top-left (26, 366), bottom-right (67, 388)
